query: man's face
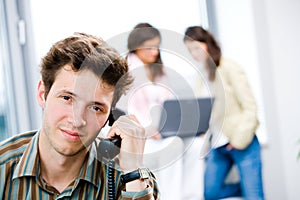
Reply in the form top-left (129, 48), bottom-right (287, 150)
top-left (37, 64), bottom-right (114, 156)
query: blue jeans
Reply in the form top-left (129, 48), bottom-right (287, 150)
top-left (204, 136), bottom-right (264, 200)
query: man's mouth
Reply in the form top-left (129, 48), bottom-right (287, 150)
top-left (61, 129), bottom-right (82, 141)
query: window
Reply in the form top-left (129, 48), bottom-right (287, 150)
top-left (0, 0), bottom-right (16, 140)
top-left (0, 0), bottom-right (41, 141)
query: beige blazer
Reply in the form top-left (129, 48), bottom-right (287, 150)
top-left (199, 58), bottom-right (259, 149)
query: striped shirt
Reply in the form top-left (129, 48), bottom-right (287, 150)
top-left (0, 131), bottom-right (159, 200)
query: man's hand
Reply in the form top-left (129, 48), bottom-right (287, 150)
top-left (107, 115), bottom-right (149, 192)
top-left (107, 115), bottom-right (146, 172)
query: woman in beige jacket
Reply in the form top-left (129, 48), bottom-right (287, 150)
top-left (184, 26), bottom-right (264, 200)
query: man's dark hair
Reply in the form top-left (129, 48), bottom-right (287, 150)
top-left (41, 32), bottom-right (133, 107)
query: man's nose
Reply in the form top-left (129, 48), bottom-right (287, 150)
top-left (72, 107), bottom-right (87, 127)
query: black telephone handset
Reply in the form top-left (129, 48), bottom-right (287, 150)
top-left (97, 108), bottom-right (125, 160)
top-left (97, 109), bottom-right (126, 200)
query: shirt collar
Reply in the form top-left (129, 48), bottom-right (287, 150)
top-left (13, 131), bottom-right (102, 188)
top-left (13, 131), bottom-right (40, 179)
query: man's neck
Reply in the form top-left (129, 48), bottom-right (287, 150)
top-left (38, 133), bottom-right (88, 193)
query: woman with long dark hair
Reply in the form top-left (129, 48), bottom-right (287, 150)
top-left (184, 26), bottom-right (264, 200)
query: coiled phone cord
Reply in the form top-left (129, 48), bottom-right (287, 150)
top-left (108, 159), bottom-right (116, 200)
top-left (98, 135), bottom-right (122, 200)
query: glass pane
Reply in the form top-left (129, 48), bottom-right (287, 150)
top-left (0, 0), bottom-right (15, 141)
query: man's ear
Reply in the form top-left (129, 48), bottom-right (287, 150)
top-left (37, 80), bottom-right (46, 108)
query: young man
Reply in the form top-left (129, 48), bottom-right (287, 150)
top-left (0, 33), bottom-right (159, 199)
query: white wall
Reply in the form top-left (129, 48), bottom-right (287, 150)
top-left (258, 0), bottom-right (300, 199)
top-left (214, 0), bottom-right (300, 199)
top-left (30, 0), bottom-right (202, 62)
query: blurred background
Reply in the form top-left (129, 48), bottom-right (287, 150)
top-left (0, 0), bottom-right (299, 199)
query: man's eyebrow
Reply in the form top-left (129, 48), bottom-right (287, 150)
top-left (60, 90), bottom-right (77, 97)
top-left (93, 101), bottom-right (106, 106)
top-left (59, 90), bottom-right (78, 97)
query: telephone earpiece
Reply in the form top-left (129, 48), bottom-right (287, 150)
top-left (107, 108), bottom-right (126, 126)
top-left (108, 113), bottom-right (115, 126)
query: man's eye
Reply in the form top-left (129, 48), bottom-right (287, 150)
top-left (62, 96), bottom-right (71, 101)
top-left (92, 105), bottom-right (104, 112)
